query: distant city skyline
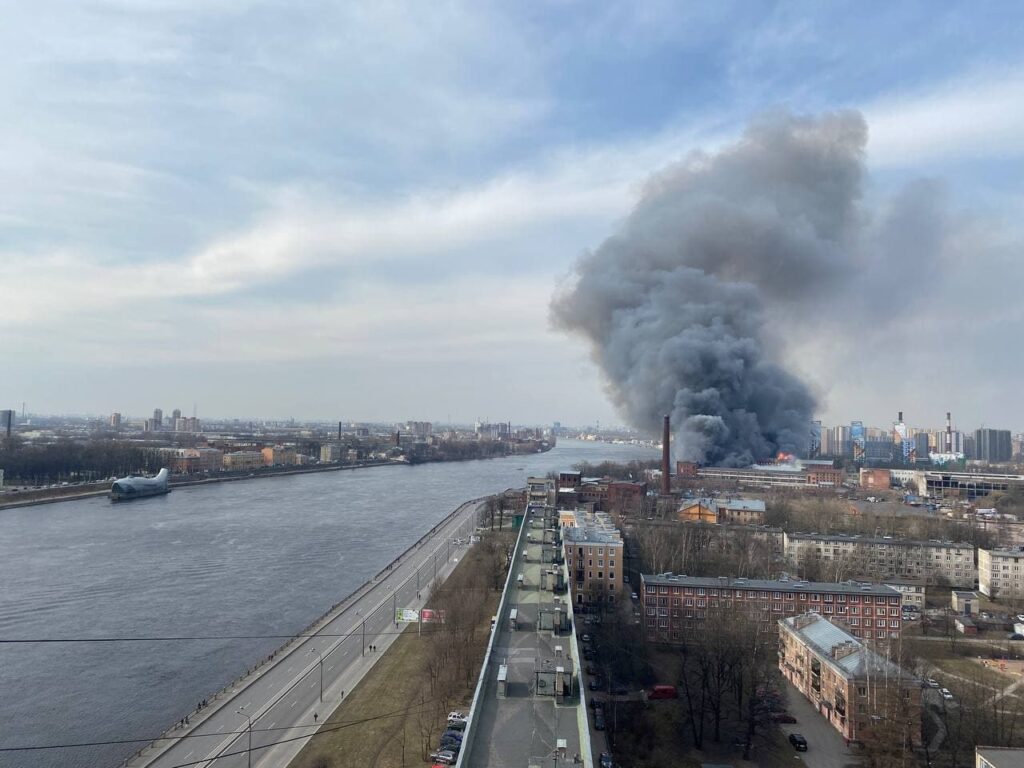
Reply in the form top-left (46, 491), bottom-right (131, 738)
top-left (3, 4), bottom-right (1024, 433)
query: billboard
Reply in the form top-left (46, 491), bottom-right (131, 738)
top-left (395, 608), bottom-right (420, 623)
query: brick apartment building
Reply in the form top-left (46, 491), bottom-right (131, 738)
top-left (640, 574), bottom-right (902, 645)
top-left (784, 532), bottom-right (976, 588)
top-left (555, 472), bottom-right (647, 514)
top-left (562, 511), bottom-right (624, 607)
top-left (779, 613), bottom-right (921, 746)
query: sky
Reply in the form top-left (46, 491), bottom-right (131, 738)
top-left (2, 1), bottom-right (1024, 431)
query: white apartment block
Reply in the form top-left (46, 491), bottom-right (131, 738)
top-left (978, 546), bottom-right (1024, 599)
top-left (784, 532), bottom-right (975, 588)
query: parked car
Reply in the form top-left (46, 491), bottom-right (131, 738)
top-left (941, 688), bottom-right (954, 700)
top-left (594, 712), bottom-right (606, 730)
top-left (589, 677), bottom-right (604, 691)
top-left (1010, 633), bottom-right (1024, 641)
top-left (585, 664), bottom-right (598, 675)
top-left (583, 648), bottom-right (595, 660)
top-left (770, 712), bottom-right (797, 723)
top-left (588, 697), bottom-right (603, 710)
top-left (1016, 614), bottom-right (1024, 623)
top-left (599, 752), bottom-right (614, 768)
top-left (648, 685), bottom-right (678, 700)
top-left (429, 749), bottom-right (457, 765)
top-left (441, 730), bottom-right (464, 742)
top-left (789, 733), bottom-right (808, 751)
top-left (925, 678), bottom-right (940, 688)
top-left (447, 712), bottom-right (468, 723)
top-left (580, 633), bottom-right (591, 643)
top-left (446, 719), bottom-right (466, 731)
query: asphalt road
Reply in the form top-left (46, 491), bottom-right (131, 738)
top-left (129, 499), bottom-right (485, 768)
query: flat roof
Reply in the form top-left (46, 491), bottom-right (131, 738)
top-left (641, 574), bottom-right (898, 596)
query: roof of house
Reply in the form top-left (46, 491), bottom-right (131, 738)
top-left (640, 573), bottom-right (898, 596)
top-left (680, 497), bottom-right (767, 513)
top-left (780, 613), bottom-right (911, 681)
top-left (977, 746), bottom-right (1024, 768)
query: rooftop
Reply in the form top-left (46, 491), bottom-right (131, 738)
top-left (786, 531), bottom-right (973, 548)
top-left (641, 573), bottom-right (899, 596)
top-left (977, 746), bottom-right (1024, 768)
top-left (680, 497), bottom-right (766, 513)
top-left (780, 613), bottom-right (910, 680)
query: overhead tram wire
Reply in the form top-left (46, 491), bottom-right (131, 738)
top-left (0, 694), bottom-right (444, 755)
top-left (0, 626), bottom-right (452, 644)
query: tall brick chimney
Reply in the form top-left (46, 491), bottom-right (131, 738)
top-left (661, 414), bottom-right (671, 496)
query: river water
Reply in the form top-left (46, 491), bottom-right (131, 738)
top-left (0, 439), bottom-right (655, 768)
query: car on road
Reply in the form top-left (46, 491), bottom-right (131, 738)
top-left (599, 752), bottom-right (614, 768)
top-left (789, 733), bottom-right (808, 751)
top-left (941, 688), bottom-right (954, 700)
top-left (594, 712), bottom-right (606, 730)
top-left (429, 749), bottom-right (457, 764)
top-left (631, 592), bottom-right (639, 601)
top-left (770, 712), bottom-right (797, 723)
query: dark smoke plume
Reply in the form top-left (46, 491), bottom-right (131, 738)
top-left (552, 111), bottom-right (870, 466)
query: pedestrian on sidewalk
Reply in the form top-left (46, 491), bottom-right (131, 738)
top-left (314, 712), bottom-right (318, 723)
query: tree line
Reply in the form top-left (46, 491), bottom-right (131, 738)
top-left (0, 439), bottom-right (163, 485)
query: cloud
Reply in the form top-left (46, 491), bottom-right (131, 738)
top-left (865, 66), bottom-right (1024, 166)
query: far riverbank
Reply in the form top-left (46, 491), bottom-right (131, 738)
top-left (0, 442), bottom-right (555, 511)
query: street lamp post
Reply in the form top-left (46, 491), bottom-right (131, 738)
top-left (309, 647), bottom-right (324, 702)
top-left (236, 708), bottom-right (253, 768)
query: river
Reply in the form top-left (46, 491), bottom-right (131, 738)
top-left (0, 439), bottom-right (656, 768)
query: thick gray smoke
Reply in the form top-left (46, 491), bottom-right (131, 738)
top-left (552, 111), bottom-right (871, 466)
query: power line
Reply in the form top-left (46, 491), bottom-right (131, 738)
top-left (0, 695), bottom-right (443, 755)
top-left (0, 627), bottom-right (451, 644)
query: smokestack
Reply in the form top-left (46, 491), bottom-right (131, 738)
top-left (338, 421), bottom-right (342, 442)
top-left (946, 411), bottom-right (952, 452)
top-left (661, 415), bottom-right (671, 495)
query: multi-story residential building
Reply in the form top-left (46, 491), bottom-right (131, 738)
top-left (978, 546), bottom-right (1024, 599)
top-left (975, 429), bottom-right (1013, 464)
top-left (320, 443), bottom-right (342, 462)
top-left (779, 613), bottom-right (921, 746)
top-left (784, 532), bottom-right (975, 588)
top-left (640, 574), bottom-right (902, 645)
top-left (261, 445), bottom-right (297, 466)
top-left (881, 578), bottom-right (926, 609)
top-left (678, 497), bottom-right (767, 525)
top-left (223, 451), bottom-right (265, 471)
top-left (562, 511), bottom-right (624, 607)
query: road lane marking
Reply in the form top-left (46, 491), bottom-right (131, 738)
top-left (291, 701), bottom-right (296, 708)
